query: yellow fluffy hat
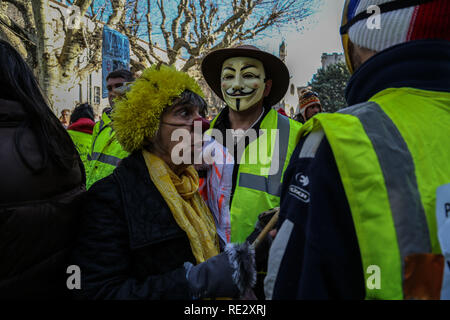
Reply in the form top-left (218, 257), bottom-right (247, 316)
top-left (111, 64), bottom-right (204, 153)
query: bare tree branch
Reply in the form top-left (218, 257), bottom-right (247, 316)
top-left (57, 0), bottom-right (93, 78)
top-left (1, 0), bottom-right (319, 111)
top-left (107, 0), bottom-right (126, 26)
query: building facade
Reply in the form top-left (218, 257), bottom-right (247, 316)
top-left (321, 52), bottom-right (345, 69)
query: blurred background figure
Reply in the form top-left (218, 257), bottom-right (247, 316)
top-left (0, 39), bottom-right (84, 299)
top-left (67, 103), bottom-right (95, 171)
top-left (297, 89), bottom-right (322, 122)
top-left (59, 108), bottom-right (71, 129)
top-left (85, 69), bottom-right (135, 190)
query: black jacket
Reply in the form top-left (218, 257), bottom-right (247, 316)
top-left (0, 99), bottom-right (84, 299)
top-left (71, 151), bottom-right (196, 299)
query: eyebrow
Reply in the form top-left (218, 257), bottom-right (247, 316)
top-left (241, 65), bottom-right (257, 71)
top-left (172, 104), bottom-right (197, 113)
top-left (223, 67), bottom-right (235, 72)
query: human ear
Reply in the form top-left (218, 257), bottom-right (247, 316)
top-left (263, 79), bottom-right (272, 98)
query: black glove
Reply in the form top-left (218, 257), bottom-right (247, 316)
top-left (246, 208), bottom-right (278, 271)
top-left (184, 242), bottom-right (256, 299)
top-left (246, 208), bottom-right (278, 243)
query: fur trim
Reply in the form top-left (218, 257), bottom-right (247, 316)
top-left (111, 65), bottom-right (204, 153)
top-left (224, 242), bottom-right (257, 295)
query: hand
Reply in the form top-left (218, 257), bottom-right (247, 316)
top-left (246, 208), bottom-right (278, 271)
top-left (184, 242), bottom-right (256, 299)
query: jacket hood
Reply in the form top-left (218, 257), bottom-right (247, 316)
top-left (345, 39), bottom-right (450, 106)
top-left (67, 117), bottom-right (95, 134)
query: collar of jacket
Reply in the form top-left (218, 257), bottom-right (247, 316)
top-left (113, 151), bottom-right (193, 250)
top-left (213, 104), bottom-right (271, 132)
top-left (345, 39), bottom-right (450, 106)
top-left (102, 110), bottom-right (112, 125)
top-left (67, 117), bottom-right (95, 134)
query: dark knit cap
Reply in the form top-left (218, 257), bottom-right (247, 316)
top-left (70, 103), bottom-right (95, 124)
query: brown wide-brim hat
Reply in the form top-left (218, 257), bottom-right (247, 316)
top-left (201, 45), bottom-right (290, 107)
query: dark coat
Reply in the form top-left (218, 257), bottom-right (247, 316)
top-left (71, 151), bottom-right (196, 299)
top-left (0, 99), bottom-right (84, 299)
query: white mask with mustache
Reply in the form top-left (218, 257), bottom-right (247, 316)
top-left (220, 57), bottom-right (266, 112)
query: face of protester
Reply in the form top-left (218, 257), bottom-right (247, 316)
top-left (305, 104), bottom-right (321, 121)
top-left (220, 57), bottom-right (268, 112)
top-left (107, 77), bottom-right (127, 107)
top-left (61, 110), bottom-right (70, 123)
top-left (151, 103), bottom-right (204, 173)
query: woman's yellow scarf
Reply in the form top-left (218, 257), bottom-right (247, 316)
top-left (142, 150), bottom-right (219, 264)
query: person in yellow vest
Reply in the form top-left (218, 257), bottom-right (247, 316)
top-left (265, 0), bottom-right (450, 300)
top-left (85, 69), bottom-right (135, 189)
top-left (67, 103), bottom-right (95, 171)
top-left (202, 45), bottom-right (302, 243)
top-left (201, 45), bottom-right (302, 298)
top-left (71, 65), bottom-right (256, 299)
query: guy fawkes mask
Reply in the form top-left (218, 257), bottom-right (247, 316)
top-left (220, 57), bottom-right (266, 112)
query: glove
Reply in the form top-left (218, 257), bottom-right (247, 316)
top-left (184, 242), bottom-right (256, 299)
top-left (246, 208), bottom-right (278, 271)
top-left (246, 208), bottom-right (278, 244)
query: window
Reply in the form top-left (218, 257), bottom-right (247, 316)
top-left (94, 86), bottom-right (101, 105)
top-left (78, 84), bottom-right (83, 102)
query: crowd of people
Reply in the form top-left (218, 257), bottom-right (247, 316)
top-left (0, 0), bottom-right (449, 300)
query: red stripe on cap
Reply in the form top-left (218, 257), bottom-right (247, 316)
top-left (408, 0), bottom-right (450, 41)
top-left (406, 5), bottom-right (419, 41)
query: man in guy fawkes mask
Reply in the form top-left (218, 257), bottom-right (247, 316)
top-left (201, 45), bottom-right (302, 298)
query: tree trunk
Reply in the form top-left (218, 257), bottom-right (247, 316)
top-left (31, 0), bottom-right (60, 112)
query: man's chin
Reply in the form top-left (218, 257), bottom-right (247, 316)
top-left (227, 99), bottom-right (264, 113)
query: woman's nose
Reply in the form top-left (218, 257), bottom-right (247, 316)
top-left (193, 117), bottom-right (210, 133)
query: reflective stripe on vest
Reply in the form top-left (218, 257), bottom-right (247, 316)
top-left (341, 102), bottom-right (432, 275)
top-left (89, 152), bottom-right (122, 166)
top-left (88, 114), bottom-right (107, 156)
top-left (229, 109), bottom-right (302, 242)
top-left (88, 117), bottom-right (106, 158)
top-left (208, 108), bottom-right (302, 243)
top-left (238, 113), bottom-right (290, 196)
top-left (88, 112), bottom-right (123, 166)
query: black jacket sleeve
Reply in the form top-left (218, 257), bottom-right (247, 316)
top-left (70, 176), bottom-right (191, 300)
top-left (272, 136), bottom-right (366, 299)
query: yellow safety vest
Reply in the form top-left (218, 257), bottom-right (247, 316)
top-left (68, 129), bottom-right (92, 172)
top-left (299, 87), bottom-right (450, 299)
top-left (85, 112), bottom-right (129, 189)
top-left (210, 108), bottom-right (302, 242)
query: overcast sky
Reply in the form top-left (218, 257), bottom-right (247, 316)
top-left (256, 0), bottom-right (347, 86)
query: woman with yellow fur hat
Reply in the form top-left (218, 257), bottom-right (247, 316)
top-left (71, 65), bottom-right (256, 299)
